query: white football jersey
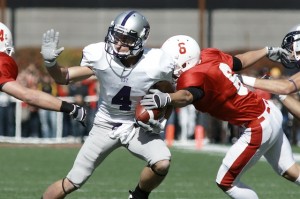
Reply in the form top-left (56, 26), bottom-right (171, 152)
top-left (81, 42), bottom-right (175, 124)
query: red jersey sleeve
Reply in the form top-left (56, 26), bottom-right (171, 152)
top-left (201, 48), bottom-right (233, 70)
top-left (0, 52), bottom-right (18, 86)
top-left (177, 48), bottom-right (233, 90)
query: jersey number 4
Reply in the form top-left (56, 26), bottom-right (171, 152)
top-left (112, 86), bottom-right (132, 111)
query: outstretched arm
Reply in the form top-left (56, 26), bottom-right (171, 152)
top-left (239, 73), bottom-right (300, 95)
top-left (141, 89), bottom-right (195, 109)
top-left (235, 48), bottom-right (267, 70)
top-left (235, 47), bottom-right (289, 70)
top-left (41, 29), bottom-right (94, 85)
top-left (2, 81), bottom-right (87, 124)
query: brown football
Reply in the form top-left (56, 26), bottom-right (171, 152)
top-left (135, 102), bottom-right (166, 124)
top-left (135, 80), bottom-right (174, 123)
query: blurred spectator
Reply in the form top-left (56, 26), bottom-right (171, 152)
top-left (56, 84), bottom-right (73, 137)
top-left (68, 81), bottom-right (88, 139)
top-left (17, 64), bottom-right (41, 137)
top-left (38, 75), bottom-right (57, 138)
top-left (177, 105), bottom-right (197, 141)
top-left (0, 92), bottom-right (14, 136)
top-left (81, 78), bottom-right (99, 132)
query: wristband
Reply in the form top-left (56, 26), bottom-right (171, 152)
top-left (60, 101), bottom-right (74, 113)
top-left (278, 95), bottom-right (287, 101)
top-left (241, 76), bottom-right (256, 87)
top-left (288, 79), bottom-right (298, 93)
top-left (265, 46), bottom-right (269, 56)
top-left (44, 60), bottom-right (57, 68)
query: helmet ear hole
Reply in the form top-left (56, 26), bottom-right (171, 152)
top-left (182, 63), bottom-right (187, 68)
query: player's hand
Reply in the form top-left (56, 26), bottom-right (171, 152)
top-left (135, 119), bottom-right (167, 134)
top-left (70, 104), bottom-right (87, 127)
top-left (41, 29), bottom-right (65, 67)
top-left (266, 47), bottom-right (289, 63)
top-left (140, 89), bottom-right (171, 109)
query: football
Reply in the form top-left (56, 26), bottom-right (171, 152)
top-left (135, 80), bottom-right (174, 124)
top-left (135, 101), bottom-right (166, 124)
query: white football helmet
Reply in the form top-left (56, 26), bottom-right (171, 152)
top-left (281, 24), bottom-right (300, 68)
top-left (161, 35), bottom-right (200, 78)
top-left (0, 22), bottom-right (14, 56)
top-left (105, 10), bottom-right (150, 60)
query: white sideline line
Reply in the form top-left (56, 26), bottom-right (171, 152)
top-left (172, 140), bottom-right (300, 162)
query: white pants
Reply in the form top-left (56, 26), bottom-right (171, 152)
top-left (216, 100), bottom-right (295, 187)
top-left (66, 121), bottom-right (171, 187)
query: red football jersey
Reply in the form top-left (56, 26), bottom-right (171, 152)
top-left (176, 48), bottom-right (265, 126)
top-left (0, 52), bottom-right (18, 86)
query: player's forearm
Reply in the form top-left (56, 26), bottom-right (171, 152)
top-left (281, 95), bottom-right (300, 120)
top-left (47, 63), bottom-right (69, 85)
top-left (235, 48), bottom-right (267, 69)
top-left (254, 79), bottom-right (296, 95)
top-left (169, 90), bottom-right (193, 108)
top-left (24, 89), bottom-right (62, 111)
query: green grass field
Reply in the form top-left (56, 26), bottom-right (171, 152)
top-left (0, 144), bottom-right (299, 199)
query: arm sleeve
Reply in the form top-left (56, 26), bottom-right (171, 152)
top-left (232, 56), bottom-right (243, 71)
top-left (183, 86), bottom-right (204, 102)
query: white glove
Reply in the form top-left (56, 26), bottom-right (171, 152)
top-left (70, 104), bottom-right (87, 127)
top-left (266, 47), bottom-right (289, 63)
top-left (140, 89), bottom-right (171, 109)
top-left (41, 29), bottom-right (65, 67)
top-left (136, 119), bottom-right (167, 134)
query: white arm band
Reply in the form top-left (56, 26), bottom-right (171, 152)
top-left (241, 75), bottom-right (256, 87)
top-left (278, 95), bottom-right (287, 101)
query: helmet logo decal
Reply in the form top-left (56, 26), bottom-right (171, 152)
top-left (0, 29), bottom-right (4, 42)
top-left (121, 10), bottom-right (136, 26)
top-left (178, 42), bottom-right (187, 54)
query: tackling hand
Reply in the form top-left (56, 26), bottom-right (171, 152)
top-left (70, 104), bottom-right (87, 127)
top-left (136, 119), bottom-right (167, 134)
top-left (41, 29), bottom-right (65, 67)
top-left (140, 89), bottom-right (171, 109)
top-left (266, 47), bottom-right (289, 63)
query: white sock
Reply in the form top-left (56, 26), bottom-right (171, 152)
top-left (294, 175), bottom-right (300, 185)
top-left (226, 182), bottom-right (259, 199)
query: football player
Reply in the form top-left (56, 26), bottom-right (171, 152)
top-left (238, 24), bottom-right (300, 120)
top-left (0, 23), bottom-right (86, 126)
top-left (40, 11), bottom-right (175, 199)
top-left (140, 35), bottom-right (300, 199)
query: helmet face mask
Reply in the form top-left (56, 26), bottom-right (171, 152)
top-left (161, 35), bottom-right (200, 79)
top-left (281, 26), bottom-right (300, 69)
top-left (105, 11), bottom-right (150, 60)
top-left (0, 23), bottom-right (14, 56)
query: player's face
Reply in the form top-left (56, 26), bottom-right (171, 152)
top-left (113, 31), bottom-right (137, 54)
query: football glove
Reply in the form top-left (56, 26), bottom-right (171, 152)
top-left (140, 89), bottom-right (171, 109)
top-left (136, 119), bottom-right (167, 134)
top-left (70, 104), bottom-right (87, 127)
top-left (41, 29), bottom-right (65, 67)
top-left (266, 47), bottom-right (289, 63)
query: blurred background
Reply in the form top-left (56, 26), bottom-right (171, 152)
top-left (1, 0), bottom-right (300, 147)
